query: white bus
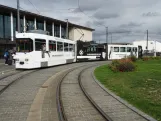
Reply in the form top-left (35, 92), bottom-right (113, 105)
top-left (108, 44), bottom-right (139, 60)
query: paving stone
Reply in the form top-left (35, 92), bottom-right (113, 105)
top-left (61, 66), bottom-right (106, 121)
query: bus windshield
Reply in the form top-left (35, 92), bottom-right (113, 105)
top-left (16, 38), bottom-right (33, 52)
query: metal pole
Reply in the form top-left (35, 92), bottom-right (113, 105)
top-left (105, 27), bottom-right (108, 60)
top-left (66, 19), bottom-right (69, 39)
top-left (154, 40), bottom-right (156, 57)
top-left (147, 30), bottom-right (148, 55)
top-left (111, 33), bottom-right (112, 44)
top-left (17, 0), bottom-right (20, 33)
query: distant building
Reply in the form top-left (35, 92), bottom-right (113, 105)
top-left (0, 4), bottom-right (94, 58)
top-left (133, 40), bottom-right (161, 53)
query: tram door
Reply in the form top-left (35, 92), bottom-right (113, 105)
top-left (138, 46), bottom-right (143, 58)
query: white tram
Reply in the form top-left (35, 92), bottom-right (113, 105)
top-left (14, 31), bottom-right (76, 69)
top-left (107, 44), bottom-right (140, 60)
top-left (14, 30), bottom-right (142, 69)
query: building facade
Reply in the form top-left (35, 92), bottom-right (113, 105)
top-left (133, 40), bottom-right (161, 53)
top-left (0, 4), bottom-right (94, 58)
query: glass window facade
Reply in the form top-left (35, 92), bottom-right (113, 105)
top-left (54, 24), bottom-right (60, 37)
top-left (4, 15), bottom-right (11, 38)
top-left (0, 14), bottom-right (11, 39)
top-left (46, 23), bottom-right (52, 36)
top-left (13, 17), bottom-right (16, 37)
top-left (37, 22), bottom-right (44, 30)
top-left (26, 19), bottom-right (34, 31)
top-left (61, 26), bottom-right (66, 39)
top-left (0, 14), bottom-right (4, 38)
top-left (20, 18), bottom-right (24, 32)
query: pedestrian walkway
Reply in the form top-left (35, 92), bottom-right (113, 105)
top-left (0, 59), bottom-right (4, 63)
top-left (0, 59), bottom-right (4, 65)
top-left (0, 62), bottom-right (91, 121)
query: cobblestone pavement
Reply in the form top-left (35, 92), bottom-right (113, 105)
top-left (0, 64), bottom-right (15, 73)
top-left (0, 62), bottom-right (103, 121)
top-left (81, 66), bottom-right (156, 121)
top-left (61, 65), bottom-right (106, 121)
top-left (0, 70), bottom-right (33, 93)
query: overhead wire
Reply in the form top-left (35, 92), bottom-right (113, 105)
top-left (26, 0), bottom-right (41, 15)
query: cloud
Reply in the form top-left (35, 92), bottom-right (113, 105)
top-left (120, 22), bottom-right (144, 28)
top-left (142, 12), bottom-right (161, 17)
top-left (1, 0), bottom-right (161, 43)
top-left (93, 12), bottom-right (119, 19)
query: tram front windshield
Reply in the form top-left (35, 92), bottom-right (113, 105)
top-left (16, 38), bottom-right (33, 52)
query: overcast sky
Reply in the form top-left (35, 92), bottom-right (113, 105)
top-left (1, 0), bottom-right (161, 43)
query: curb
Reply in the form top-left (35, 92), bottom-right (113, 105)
top-left (92, 66), bottom-right (157, 121)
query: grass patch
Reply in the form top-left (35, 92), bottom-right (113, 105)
top-left (95, 60), bottom-right (161, 121)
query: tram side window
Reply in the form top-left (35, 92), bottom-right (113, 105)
top-left (69, 44), bottom-right (74, 52)
top-left (49, 40), bottom-right (56, 51)
top-left (120, 47), bottom-right (126, 52)
top-left (127, 47), bottom-right (131, 52)
top-left (57, 42), bottom-right (63, 51)
top-left (35, 39), bottom-right (46, 51)
top-left (91, 46), bottom-right (96, 52)
top-left (114, 47), bottom-right (119, 52)
top-left (64, 43), bottom-right (69, 52)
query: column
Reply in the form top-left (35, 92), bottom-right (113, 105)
top-left (44, 20), bottom-right (46, 31)
top-left (10, 12), bottom-right (14, 41)
top-left (52, 22), bottom-right (54, 36)
top-left (23, 15), bottom-right (26, 32)
top-left (60, 24), bottom-right (61, 38)
top-left (34, 18), bottom-right (37, 30)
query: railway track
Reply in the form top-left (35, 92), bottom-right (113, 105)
top-left (56, 64), bottom-right (111, 121)
top-left (0, 69), bottom-right (39, 95)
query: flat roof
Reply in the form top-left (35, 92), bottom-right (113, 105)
top-left (0, 4), bottom-right (94, 31)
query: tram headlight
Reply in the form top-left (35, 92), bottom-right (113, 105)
top-left (25, 58), bottom-right (29, 62)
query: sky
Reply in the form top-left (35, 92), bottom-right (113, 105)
top-left (1, 0), bottom-right (161, 43)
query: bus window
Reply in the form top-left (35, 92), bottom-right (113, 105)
top-left (127, 47), bottom-right (131, 52)
top-left (114, 47), bottom-right (119, 52)
top-left (64, 43), bottom-right (69, 52)
top-left (57, 42), bottom-right (63, 51)
top-left (35, 39), bottom-right (46, 51)
top-left (16, 38), bottom-right (33, 52)
top-left (120, 47), bottom-right (126, 52)
top-left (133, 47), bottom-right (137, 52)
top-left (49, 40), bottom-right (56, 51)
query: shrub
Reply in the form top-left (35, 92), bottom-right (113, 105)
top-left (142, 56), bottom-right (149, 61)
top-left (117, 61), bottom-right (136, 72)
top-left (154, 56), bottom-right (161, 60)
top-left (129, 56), bottom-right (137, 62)
top-left (108, 58), bottom-right (136, 72)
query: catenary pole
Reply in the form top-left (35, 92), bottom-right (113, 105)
top-left (105, 27), bottom-right (108, 60)
top-left (17, 0), bottom-right (20, 33)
